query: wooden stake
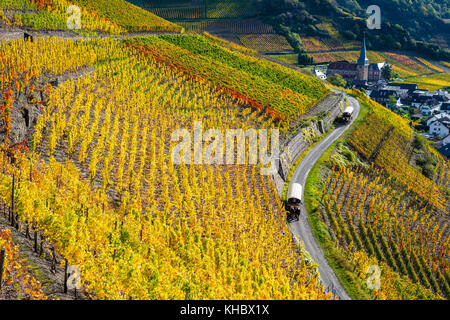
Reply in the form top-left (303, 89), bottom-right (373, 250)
top-left (34, 230), bottom-right (38, 253)
top-left (10, 174), bottom-right (15, 227)
top-left (26, 221), bottom-right (31, 239)
top-left (39, 238), bottom-right (44, 257)
top-left (0, 247), bottom-right (5, 292)
top-left (64, 259), bottom-right (68, 294)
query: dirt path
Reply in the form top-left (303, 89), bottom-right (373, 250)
top-left (0, 27), bottom-right (180, 41)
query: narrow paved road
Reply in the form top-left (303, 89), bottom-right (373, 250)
top-left (288, 94), bottom-right (360, 300)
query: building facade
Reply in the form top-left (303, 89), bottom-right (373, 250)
top-left (430, 119), bottom-right (450, 138)
top-left (326, 35), bottom-right (385, 84)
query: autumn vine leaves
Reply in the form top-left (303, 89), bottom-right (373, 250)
top-left (0, 36), bottom-right (333, 299)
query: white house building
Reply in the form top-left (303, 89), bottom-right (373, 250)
top-left (427, 114), bottom-right (450, 127)
top-left (421, 103), bottom-right (441, 116)
top-left (314, 69), bottom-right (327, 80)
top-left (429, 118), bottom-right (450, 138)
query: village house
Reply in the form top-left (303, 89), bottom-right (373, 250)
top-left (369, 88), bottom-right (408, 106)
top-left (427, 113), bottom-right (450, 127)
top-left (438, 143), bottom-right (450, 159)
top-left (389, 83), bottom-right (418, 93)
top-left (420, 103), bottom-right (441, 116)
top-left (314, 69), bottom-right (327, 80)
top-left (429, 117), bottom-right (450, 138)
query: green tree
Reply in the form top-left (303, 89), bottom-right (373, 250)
top-left (387, 95), bottom-right (397, 108)
top-left (298, 52), bottom-right (313, 65)
top-left (328, 73), bottom-right (347, 87)
top-left (381, 64), bottom-right (398, 81)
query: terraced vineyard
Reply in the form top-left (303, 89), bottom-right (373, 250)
top-left (138, 0), bottom-right (256, 20)
top-left (348, 92), bottom-right (445, 210)
top-left (238, 34), bottom-right (293, 53)
top-left (0, 35), bottom-right (332, 299)
top-left (0, 229), bottom-right (47, 300)
top-left (176, 19), bottom-right (275, 34)
top-left (401, 73), bottom-right (450, 91)
top-left (321, 163), bottom-right (449, 299)
top-left (309, 89), bottom-right (450, 300)
top-left (125, 35), bottom-right (329, 122)
top-left (0, 0), bottom-right (182, 33)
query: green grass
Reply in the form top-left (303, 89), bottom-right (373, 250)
top-left (268, 54), bottom-right (299, 65)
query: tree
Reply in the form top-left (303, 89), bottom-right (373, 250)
top-left (298, 52), bottom-right (313, 65)
top-left (387, 95), bottom-right (397, 109)
top-left (381, 64), bottom-right (398, 82)
top-left (328, 73), bottom-right (347, 87)
top-left (412, 134), bottom-right (427, 151)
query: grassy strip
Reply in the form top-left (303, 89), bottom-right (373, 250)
top-left (302, 96), bottom-right (372, 300)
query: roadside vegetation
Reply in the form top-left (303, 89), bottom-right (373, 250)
top-left (303, 90), bottom-right (449, 300)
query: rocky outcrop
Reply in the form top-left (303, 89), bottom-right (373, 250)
top-left (1, 67), bottom-right (95, 149)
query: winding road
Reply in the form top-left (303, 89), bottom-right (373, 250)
top-left (1, 26), bottom-right (360, 299)
top-left (288, 94), bottom-right (360, 300)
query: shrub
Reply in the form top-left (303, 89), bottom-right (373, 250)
top-left (342, 150), bottom-right (355, 163)
top-left (422, 164), bottom-right (436, 179)
top-left (328, 73), bottom-right (347, 87)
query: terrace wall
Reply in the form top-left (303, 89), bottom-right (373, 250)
top-left (272, 93), bottom-right (345, 196)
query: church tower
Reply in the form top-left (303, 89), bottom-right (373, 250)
top-left (356, 34), bottom-right (369, 82)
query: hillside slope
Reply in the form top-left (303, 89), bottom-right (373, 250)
top-left (125, 34), bottom-right (329, 123)
top-left (0, 34), bottom-right (333, 299)
top-left (305, 89), bottom-right (450, 299)
top-left (0, 0), bottom-right (182, 33)
top-left (263, 0), bottom-right (450, 59)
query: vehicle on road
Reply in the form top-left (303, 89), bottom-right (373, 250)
top-left (286, 183), bottom-right (302, 223)
top-left (342, 106), bottom-right (354, 123)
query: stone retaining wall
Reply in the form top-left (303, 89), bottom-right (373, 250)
top-left (272, 93), bottom-right (345, 197)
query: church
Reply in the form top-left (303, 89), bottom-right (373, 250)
top-left (326, 35), bottom-right (386, 85)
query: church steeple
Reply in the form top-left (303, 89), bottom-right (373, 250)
top-left (357, 34), bottom-right (369, 66)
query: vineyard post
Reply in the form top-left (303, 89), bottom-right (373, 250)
top-left (39, 237), bottom-right (43, 256)
top-left (0, 247), bottom-right (5, 292)
top-left (25, 221), bottom-right (30, 239)
top-left (51, 247), bottom-right (57, 273)
top-left (34, 230), bottom-right (38, 253)
top-left (10, 174), bottom-right (15, 227)
top-left (64, 259), bottom-right (68, 293)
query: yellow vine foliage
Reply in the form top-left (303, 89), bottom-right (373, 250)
top-left (0, 229), bottom-right (47, 300)
top-left (0, 37), bottom-right (333, 300)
